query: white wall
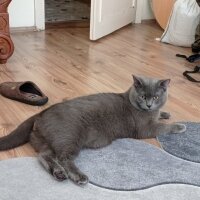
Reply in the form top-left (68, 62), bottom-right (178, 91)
top-left (142, 0), bottom-right (154, 20)
top-left (9, 0), bottom-right (35, 28)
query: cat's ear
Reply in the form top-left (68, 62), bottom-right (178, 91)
top-left (132, 75), bottom-right (143, 89)
top-left (158, 79), bottom-right (170, 91)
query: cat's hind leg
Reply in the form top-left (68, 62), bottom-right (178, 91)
top-left (30, 130), bottom-right (67, 181)
top-left (60, 158), bottom-right (88, 185)
top-left (38, 148), bottom-right (68, 181)
top-left (57, 148), bottom-right (88, 185)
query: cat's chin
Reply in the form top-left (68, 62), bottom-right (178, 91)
top-left (142, 108), bottom-right (153, 112)
top-left (134, 105), bottom-right (151, 112)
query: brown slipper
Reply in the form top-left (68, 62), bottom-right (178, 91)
top-left (0, 81), bottom-right (48, 106)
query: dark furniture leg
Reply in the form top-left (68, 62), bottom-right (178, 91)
top-left (0, 0), bottom-right (14, 64)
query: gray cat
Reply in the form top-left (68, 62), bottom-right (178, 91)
top-left (0, 75), bottom-right (186, 185)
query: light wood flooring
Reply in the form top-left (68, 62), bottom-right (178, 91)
top-left (0, 22), bottom-right (200, 160)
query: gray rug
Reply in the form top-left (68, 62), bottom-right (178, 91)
top-left (157, 122), bottom-right (200, 163)
top-left (0, 157), bottom-right (200, 200)
top-left (75, 138), bottom-right (200, 190)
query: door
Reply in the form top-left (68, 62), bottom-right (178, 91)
top-left (90, 0), bottom-right (136, 40)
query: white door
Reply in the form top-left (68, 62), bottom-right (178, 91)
top-left (90, 0), bottom-right (136, 40)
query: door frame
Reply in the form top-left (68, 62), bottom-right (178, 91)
top-left (34, 0), bottom-right (144, 30)
top-left (35, 0), bottom-right (45, 30)
top-left (135, 0), bottom-right (144, 23)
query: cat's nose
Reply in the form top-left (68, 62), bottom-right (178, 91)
top-left (147, 104), bottom-right (152, 109)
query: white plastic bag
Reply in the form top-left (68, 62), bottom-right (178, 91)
top-left (161, 0), bottom-right (200, 47)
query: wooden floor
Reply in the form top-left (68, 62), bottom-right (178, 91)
top-left (0, 23), bottom-right (200, 160)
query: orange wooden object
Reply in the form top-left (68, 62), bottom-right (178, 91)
top-left (151, 0), bottom-right (176, 29)
top-left (0, 0), bottom-right (14, 64)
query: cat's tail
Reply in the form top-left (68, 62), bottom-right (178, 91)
top-left (0, 115), bottom-right (37, 151)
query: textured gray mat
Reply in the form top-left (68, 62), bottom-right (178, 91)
top-left (0, 157), bottom-right (200, 200)
top-left (157, 122), bottom-right (200, 163)
top-left (75, 138), bottom-right (200, 190)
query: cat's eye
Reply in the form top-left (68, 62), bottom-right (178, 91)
top-left (153, 96), bottom-right (159, 100)
top-left (141, 95), bottom-right (146, 100)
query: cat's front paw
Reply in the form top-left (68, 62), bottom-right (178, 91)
top-left (171, 123), bottom-right (186, 134)
top-left (160, 112), bottom-right (171, 119)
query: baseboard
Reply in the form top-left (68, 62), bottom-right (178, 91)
top-left (10, 26), bottom-right (37, 33)
top-left (141, 19), bottom-right (156, 24)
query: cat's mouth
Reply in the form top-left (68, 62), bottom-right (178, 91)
top-left (142, 107), bottom-right (154, 112)
top-left (138, 105), bottom-right (153, 112)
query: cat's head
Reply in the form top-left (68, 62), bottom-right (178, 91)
top-left (129, 75), bottom-right (170, 111)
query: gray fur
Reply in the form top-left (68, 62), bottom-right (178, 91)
top-left (0, 75), bottom-right (186, 185)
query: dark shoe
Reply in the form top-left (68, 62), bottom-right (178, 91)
top-left (192, 22), bottom-right (200, 53)
top-left (0, 81), bottom-right (48, 106)
top-left (192, 39), bottom-right (200, 53)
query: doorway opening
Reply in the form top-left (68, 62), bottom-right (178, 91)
top-left (45, 0), bottom-right (91, 29)
top-left (35, 0), bottom-right (138, 40)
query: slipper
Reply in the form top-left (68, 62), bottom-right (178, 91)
top-left (0, 81), bottom-right (48, 106)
